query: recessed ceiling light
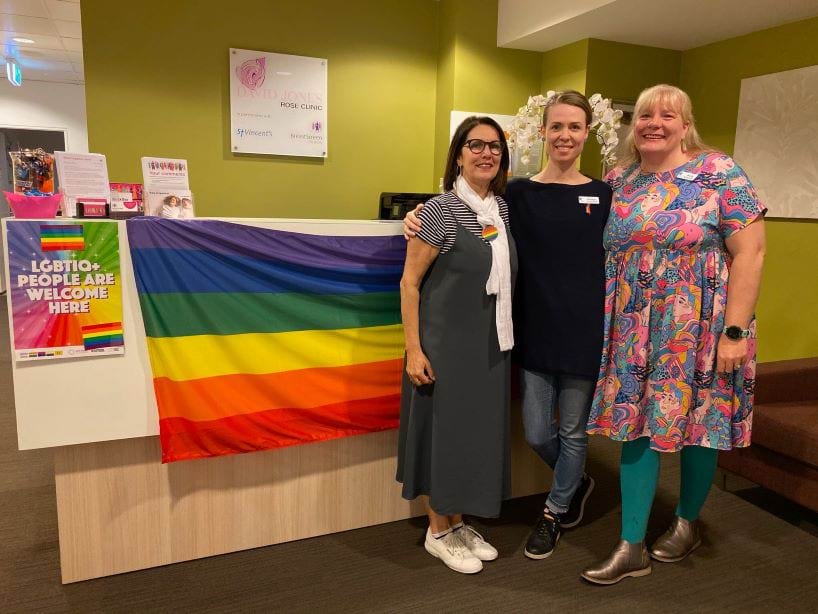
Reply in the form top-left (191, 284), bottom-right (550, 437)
top-left (12, 37), bottom-right (35, 44)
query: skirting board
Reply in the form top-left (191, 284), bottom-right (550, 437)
top-left (54, 412), bottom-right (550, 583)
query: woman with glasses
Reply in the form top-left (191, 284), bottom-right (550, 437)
top-left (404, 92), bottom-right (612, 564)
top-left (397, 116), bottom-right (517, 574)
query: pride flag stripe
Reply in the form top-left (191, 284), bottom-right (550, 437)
top-left (41, 242), bottom-right (85, 251)
top-left (82, 322), bottom-right (123, 334)
top-left (131, 248), bottom-right (401, 295)
top-left (85, 334), bottom-right (124, 346)
top-left (40, 225), bottom-right (83, 236)
top-left (126, 218), bottom-right (405, 270)
top-left (41, 237), bottom-right (84, 243)
top-left (138, 291), bottom-right (400, 338)
top-left (146, 323), bottom-right (404, 382)
top-left (159, 395), bottom-right (401, 462)
top-left (154, 358), bottom-right (403, 421)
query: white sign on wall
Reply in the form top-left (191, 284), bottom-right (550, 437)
top-left (449, 110), bottom-right (515, 142)
top-left (734, 64), bottom-right (818, 219)
top-left (450, 110), bottom-right (541, 177)
top-left (229, 48), bottom-right (327, 158)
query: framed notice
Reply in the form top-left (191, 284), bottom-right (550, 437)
top-left (6, 220), bottom-right (125, 362)
top-left (734, 64), bottom-right (818, 219)
top-left (229, 48), bottom-right (327, 158)
top-left (53, 152), bottom-right (111, 217)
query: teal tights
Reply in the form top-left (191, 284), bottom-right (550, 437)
top-left (620, 437), bottom-right (719, 544)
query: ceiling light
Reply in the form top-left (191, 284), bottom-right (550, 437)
top-left (12, 37), bottom-right (35, 44)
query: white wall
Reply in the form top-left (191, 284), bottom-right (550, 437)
top-left (0, 80), bottom-right (87, 292)
top-left (0, 80), bottom-right (88, 153)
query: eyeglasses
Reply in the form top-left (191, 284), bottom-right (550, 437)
top-left (464, 139), bottom-right (504, 155)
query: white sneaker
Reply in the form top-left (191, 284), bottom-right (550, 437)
top-left (456, 524), bottom-right (499, 561)
top-left (424, 528), bottom-right (483, 574)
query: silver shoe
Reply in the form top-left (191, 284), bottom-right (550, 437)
top-left (649, 516), bottom-right (701, 562)
top-left (581, 539), bottom-right (651, 585)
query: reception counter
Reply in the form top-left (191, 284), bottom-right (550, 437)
top-left (3, 217), bottom-right (549, 582)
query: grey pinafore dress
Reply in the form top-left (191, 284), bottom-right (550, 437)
top-left (396, 223), bottom-right (517, 518)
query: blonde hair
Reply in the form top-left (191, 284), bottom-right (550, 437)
top-left (618, 84), bottom-right (716, 168)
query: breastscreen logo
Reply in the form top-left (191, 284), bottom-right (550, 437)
top-left (311, 121), bottom-right (322, 133)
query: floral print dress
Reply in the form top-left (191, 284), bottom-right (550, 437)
top-left (587, 152), bottom-right (766, 452)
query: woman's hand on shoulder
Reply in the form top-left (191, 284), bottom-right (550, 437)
top-left (406, 348), bottom-right (435, 386)
top-left (403, 203), bottom-right (424, 240)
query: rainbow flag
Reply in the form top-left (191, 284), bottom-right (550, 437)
top-left (82, 322), bottom-right (124, 350)
top-left (40, 224), bottom-right (84, 251)
top-left (127, 219), bottom-right (406, 463)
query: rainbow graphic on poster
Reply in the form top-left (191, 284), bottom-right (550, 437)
top-left (81, 322), bottom-right (124, 350)
top-left (6, 220), bottom-right (125, 362)
top-left (40, 224), bottom-right (85, 251)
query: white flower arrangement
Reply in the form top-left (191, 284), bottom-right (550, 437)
top-left (506, 91), bottom-right (623, 167)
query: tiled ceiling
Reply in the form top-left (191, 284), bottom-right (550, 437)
top-left (1, 0), bottom-right (83, 85)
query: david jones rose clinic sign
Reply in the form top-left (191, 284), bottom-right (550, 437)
top-left (229, 48), bottom-right (328, 158)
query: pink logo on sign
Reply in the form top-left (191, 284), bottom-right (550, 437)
top-left (237, 57), bottom-right (266, 90)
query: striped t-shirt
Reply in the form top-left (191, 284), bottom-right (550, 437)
top-left (416, 191), bottom-right (510, 254)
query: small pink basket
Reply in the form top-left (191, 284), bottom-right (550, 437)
top-left (4, 191), bottom-right (63, 219)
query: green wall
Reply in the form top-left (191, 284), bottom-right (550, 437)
top-left (585, 39), bottom-right (681, 103)
top-left (580, 40), bottom-right (681, 178)
top-left (431, 0), bottom-right (541, 185)
top-left (448, 0), bottom-right (541, 113)
top-left (433, 0), bottom-right (458, 189)
top-left (82, 0), bottom-right (439, 219)
top-left (681, 17), bottom-right (818, 362)
top-left (540, 39), bottom-right (588, 95)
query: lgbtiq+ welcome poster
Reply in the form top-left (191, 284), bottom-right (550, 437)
top-left (7, 221), bottom-right (125, 361)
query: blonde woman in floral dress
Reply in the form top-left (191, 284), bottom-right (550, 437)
top-left (581, 84), bottom-right (766, 585)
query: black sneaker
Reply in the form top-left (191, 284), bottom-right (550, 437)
top-left (561, 474), bottom-right (595, 529)
top-left (524, 512), bottom-right (561, 560)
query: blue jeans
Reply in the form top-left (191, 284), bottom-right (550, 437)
top-left (520, 368), bottom-right (595, 514)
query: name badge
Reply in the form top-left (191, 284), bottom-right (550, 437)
top-left (578, 196), bottom-right (600, 205)
top-left (677, 171), bottom-right (698, 181)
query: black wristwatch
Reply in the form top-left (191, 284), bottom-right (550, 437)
top-left (723, 325), bottom-right (751, 340)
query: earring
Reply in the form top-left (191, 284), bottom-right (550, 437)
top-left (681, 139), bottom-right (688, 153)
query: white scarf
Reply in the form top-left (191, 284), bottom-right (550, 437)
top-left (454, 175), bottom-right (514, 352)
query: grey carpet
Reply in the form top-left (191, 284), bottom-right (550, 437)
top-left (1, 299), bottom-right (817, 613)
